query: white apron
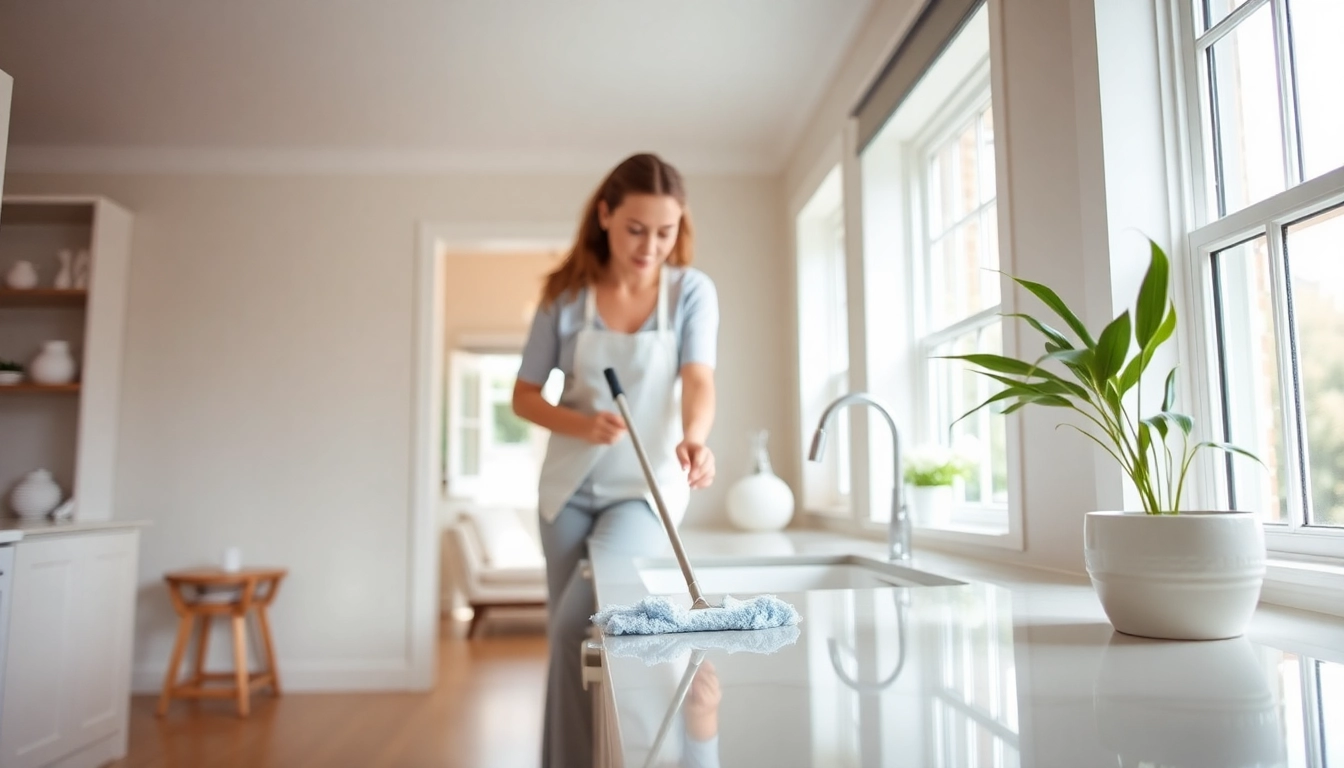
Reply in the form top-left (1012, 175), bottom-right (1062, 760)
top-left (537, 266), bottom-right (689, 525)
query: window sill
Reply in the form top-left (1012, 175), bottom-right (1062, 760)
top-left (1261, 557), bottom-right (1344, 619)
top-left (799, 510), bottom-right (1022, 550)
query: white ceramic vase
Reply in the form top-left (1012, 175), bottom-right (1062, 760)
top-left (10, 469), bottom-right (62, 519)
top-left (30, 340), bottom-right (77, 385)
top-left (54, 249), bottom-right (74, 289)
top-left (908, 484), bottom-right (953, 527)
top-left (5, 260), bottom-right (38, 289)
top-left (1084, 511), bottom-right (1266, 640)
top-left (726, 430), bottom-right (795, 532)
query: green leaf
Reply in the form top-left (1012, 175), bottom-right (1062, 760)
top-left (1148, 302), bottom-right (1177, 352)
top-left (1103, 380), bottom-right (1123, 415)
top-left (952, 389), bottom-right (1027, 428)
top-left (1141, 414), bottom-right (1172, 441)
top-left (1119, 302), bottom-right (1178, 396)
top-left (1135, 239), bottom-right (1170, 348)
top-left (1193, 441), bottom-right (1263, 465)
top-left (1162, 368), bottom-right (1178, 411)
top-left (1003, 313), bottom-right (1074, 350)
top-left (1093, 311), bottom-right (1132, 382)
top-left (1138, 421), bottom-right (1152, 458)
top-left (974, 370), bottom-right (1090, 401)
top-left (1011, 277), bottom-right (1096, 347)
top-left (1170, 412), bottom-right (1193, 435)
top-left (938, 353), bottom-right (1042, 377)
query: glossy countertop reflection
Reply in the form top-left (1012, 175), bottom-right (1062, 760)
top-left (589, 529), bottom-right (1344, 768)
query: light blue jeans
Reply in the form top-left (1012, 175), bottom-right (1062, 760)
top-left (539, 490), bottom-right (666, 768)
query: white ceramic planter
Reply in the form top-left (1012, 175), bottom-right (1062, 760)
top-left (908, 485), bottom-right (953, 527)
top-left (1084, 511), bottom-right (1265, 640)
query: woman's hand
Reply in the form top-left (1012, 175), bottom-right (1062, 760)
top-left (677, 441), bottom-right (716, 489)
top-left (586, 411), bottom-right (627, 445)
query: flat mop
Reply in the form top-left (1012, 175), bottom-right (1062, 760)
top-left (590, 368), bottom-right (800, 636)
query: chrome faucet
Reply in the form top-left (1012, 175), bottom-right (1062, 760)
top-left (808, 392), bottom-right (910, 563)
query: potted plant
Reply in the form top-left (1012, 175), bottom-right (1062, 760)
top-left (949, 239), bottom-right (1265, 640)
top-left (0, 359), bottom-right (23, 386)
top-left (903, 444), bottom-right (973, 527)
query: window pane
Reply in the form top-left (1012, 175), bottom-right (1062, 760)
top-left (980, 203), bottom-right (1001, 308)
top-left (929, 322), bottom-right (1008, 515)
top-left (1288, 0), bottom-right (1344, 180)
top-left (927, 104), bottom-right (999, 333)
top-left (1213, 235), bottom-right (1290, 523)
top-left (978, 107), bottom-right (996, 206)
top-left (1285, 204), bottom-right (1344, 527)
top-left (1209, 4), bottom-right (1288, 215)
top-left (460, 369), bottom-right (480, 418)
top-left (1321, 660), bottom-right (1344, 765)
top-left (1204, 0), bottom-right (1252, 30)
top-left (460, 426), bottom-right (480, 476)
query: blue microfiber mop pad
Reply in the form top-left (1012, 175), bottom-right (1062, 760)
top-left (592, 594), bottom-right (801, 636)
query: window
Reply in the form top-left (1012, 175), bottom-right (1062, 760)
top-left (1178, 0), bottom-right (1344, 555)
top-left (916, 98), bottom-right (1008, 530)
top-left (445, 351), bottom-right (560, 506)
top-left (796, 166), bottom-right (852, 514)
top-left (860, 2), bottom-right (1006, 534)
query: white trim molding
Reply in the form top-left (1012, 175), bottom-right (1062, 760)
top-left (5, 145), bottom-right (780, 177)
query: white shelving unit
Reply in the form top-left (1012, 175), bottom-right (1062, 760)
top-left (0, 195), bottom-right (133, 521)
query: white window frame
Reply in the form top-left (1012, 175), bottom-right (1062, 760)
top-left (906, 68), bottom-right (1010, 532)
top-left (795, 165), bottom-right (853, 515)
top-left (446, 348), bottom-right (560, 507)
top-left (1172, 0), bottom-right (1344, 559)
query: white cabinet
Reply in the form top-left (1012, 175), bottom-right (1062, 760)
top-left (0, 529), bottom-right (139, 768)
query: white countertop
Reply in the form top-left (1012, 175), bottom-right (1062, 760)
top-left (0, 517), bottom-right (149, 543)
top-left (590, 528), bottom-right (1344, 768)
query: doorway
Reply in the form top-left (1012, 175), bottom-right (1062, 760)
top-left (407, 222), bottom-right (569, 687)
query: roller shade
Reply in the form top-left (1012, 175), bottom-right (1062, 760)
top-left (853, 0), bottom-right (985, 152)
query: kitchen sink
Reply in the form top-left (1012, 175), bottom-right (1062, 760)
top-left (636, 554), bottom-right (964, 596)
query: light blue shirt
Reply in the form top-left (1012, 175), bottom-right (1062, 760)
top-left (517, 266), bottom-right (719, 386)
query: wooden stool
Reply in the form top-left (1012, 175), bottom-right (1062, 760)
top-left (156, 567), bottom-right (286, 718)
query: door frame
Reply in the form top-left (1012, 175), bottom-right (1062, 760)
top-left (408, 221), bottom-right (570, 687)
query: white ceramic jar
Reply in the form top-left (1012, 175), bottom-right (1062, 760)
top-left (30, 340), bottom-right (77, 385)
top-left (5, 260), bottom-right (39, 289)
top-left (10, 469), bottom-right (62, 518)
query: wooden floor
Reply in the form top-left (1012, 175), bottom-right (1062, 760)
top-left (112, 616), bottom-right (549, 768)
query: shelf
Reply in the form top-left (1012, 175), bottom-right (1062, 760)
top-left (0, 383), bottom-right (81, 393)
top-left (0, 289), bottom-right (89, 308)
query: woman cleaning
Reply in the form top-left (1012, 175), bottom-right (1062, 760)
top-left (512, 152), bottom-right (720, 767)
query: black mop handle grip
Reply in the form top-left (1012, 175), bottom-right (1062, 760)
top-left (603, 367), bottom-right (624, 398)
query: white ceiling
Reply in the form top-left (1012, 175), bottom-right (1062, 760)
top-left (0, 0), bottom-right (874, 174)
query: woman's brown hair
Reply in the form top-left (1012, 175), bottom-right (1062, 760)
top-left (540, 153), bottom-right (695, 307)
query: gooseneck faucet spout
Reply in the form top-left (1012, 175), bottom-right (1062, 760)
top-left (808, 392), bottom-right (909, 563)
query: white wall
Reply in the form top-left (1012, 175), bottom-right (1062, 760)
top-left (3, 169), bottom-right (791, 691)
top-left (780, 0), bottom-right (1164, 573)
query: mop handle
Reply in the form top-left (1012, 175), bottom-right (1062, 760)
top-left (641, 648), bottom-right (708, 768)
top-left (604, 368), bottom-right (710, 610)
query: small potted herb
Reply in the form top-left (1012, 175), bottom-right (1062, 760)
top-left (0, 360), bottom-right (23, 386)
top-left (903, 444), bottom-right (974, 527)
